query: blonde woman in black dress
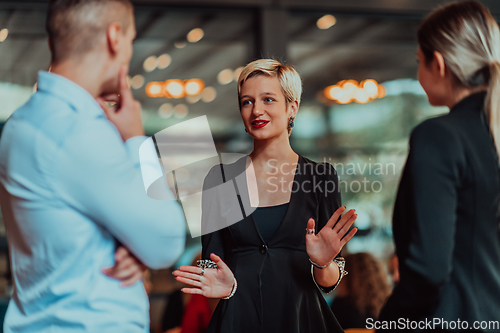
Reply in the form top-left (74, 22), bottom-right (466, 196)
top-left (174, 59), bottom-right (358, 333)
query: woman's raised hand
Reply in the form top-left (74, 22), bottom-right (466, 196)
top-left (305, 206), bottom-right (358, 266)
top-left (173, 253), bottom-right (235, 299)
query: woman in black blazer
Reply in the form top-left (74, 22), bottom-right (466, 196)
top-left (378, 2), bottom-right (500, 332)
top-left (174, 59), bottom-right (358, 333)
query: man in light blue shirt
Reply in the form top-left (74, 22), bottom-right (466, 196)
top-left (0, 0), bottom-right (185, 331)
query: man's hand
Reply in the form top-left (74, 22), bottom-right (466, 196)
top-left (102, 246), bottom-right (148, 287)
top-left (96, 65), bottom-right (145, 141)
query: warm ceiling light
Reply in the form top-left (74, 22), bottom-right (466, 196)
top-left (233, 67), bottom-right (244, 81)
top-left (146, 82), bottom-right (163, 97)
top-left (317, 15), bottom-right (336, 30)
top-left (165, 79), bottom-right (185, 98)
top-left (354, 89), bottom-right (370, 103)
top-left (324, 85), bottom-right (341, 100)
top-left (143, 55), bottom-right (158, 72)
top-left (324, 79), bottom-right (385, 104)
top-left (201, 86), bottom-right (217, 103)
top-left (185, 78), bottom-right (205, 95)
top-left (158, 103), bottom-right (174, 118)
top-left (378, 85), bottom-right (386, 98)
top-left (131, 75), bottom-right (145, 89)
top-left (157, 54), bottom-right (172, 69)
top-left (218, 69), bottom-right (234, 85)
top-left (362, 79), bottom-right (378, 99)
top-left (187, 28), bottom-right (204, 43)
top-left (0, 28), bottom-right (8, 42)
top-left (186, 94), bottom-right (201, 104)
top-left (174, 41), bottom-right (187, 49)
top-left (174, 104), bottom-right (189, 118)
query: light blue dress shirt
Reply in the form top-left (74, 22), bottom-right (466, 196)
top-left (0, 72), bottom-right (186, 332)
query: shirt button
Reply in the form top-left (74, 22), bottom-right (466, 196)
top-left (260, 244), bottom-right (268, 254)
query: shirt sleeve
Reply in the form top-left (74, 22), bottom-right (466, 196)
top-left (378, 119), bottom-right (464, 327)
top-left (313, 162), bottom-right (343, 293)
top-left (54, 117), bottom-right (186, 269)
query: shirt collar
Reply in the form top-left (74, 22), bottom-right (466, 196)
top-left (36, 71), bottom-right (104, 118)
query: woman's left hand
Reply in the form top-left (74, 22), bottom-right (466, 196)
top-left (306, 206), bottom-right (358, 266)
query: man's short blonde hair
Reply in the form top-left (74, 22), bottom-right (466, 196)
top-left (237, 59), bottom-right (303, 108)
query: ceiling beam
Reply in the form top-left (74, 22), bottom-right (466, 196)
top-left (2, 0), bottom-right (500, 17)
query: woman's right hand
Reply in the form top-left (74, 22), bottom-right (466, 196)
top-left (173, 253), bottom-right (235, 298)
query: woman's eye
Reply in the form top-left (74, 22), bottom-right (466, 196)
top-left (264, 97), bottom-right (274, 102)
top-left (242, 100), bottom-right (252, 106)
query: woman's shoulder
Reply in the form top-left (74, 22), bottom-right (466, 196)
top-left (410, 115), bottom-right (463, 150)
top-left (203, 155), bottom-right (248, 187)
top-left (299, 155), bottom-right (339, 179)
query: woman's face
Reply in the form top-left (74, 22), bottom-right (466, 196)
top-left (239, 75), bottom-right (297, 140)
top-left (417, 46), bottom-right (448, 106)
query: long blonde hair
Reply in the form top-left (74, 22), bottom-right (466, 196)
top-left (418, 1), bottom-right (500, 156)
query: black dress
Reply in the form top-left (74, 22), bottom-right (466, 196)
top-left (201, 155), bottom-right (344, 333)
top-left (378, 92), bottom-right (500, 332)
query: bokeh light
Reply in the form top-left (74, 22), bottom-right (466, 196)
top-left (324, 79), bottom-right (385, 104)
top-left (157, 54), bottom-right (172, 69)
top-left (187, 28), bottom-right (204, 43)
top-left (317, 15), bottom-right (336, 30)
top-left (165, 79), bottom-right (185, 99)
top-left (186, 94), bottom-right (201, 104)
top-left (131, 75), bottom-right (145, 90)
top-left (0, 28), bottom-right (8, 42)
top-left (201, 86), bottom-right (217, 103)
top-left (185, 79), bottom-right (205, 95)
top-left (174, 104), bottom-right (189, 118)
top-left (158, 103), bottom-right (174, 118)
top-left (146, 82), bottom-right (163, 97)
top-left (143, 55), bottom-right (158, 72)
top-left (233, 67), bottom-right (244, 81)
top-left (217, 69), bottom-right (234, 85)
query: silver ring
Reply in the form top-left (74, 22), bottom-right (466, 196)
top-left (306, 228), bottom-right (315, 235)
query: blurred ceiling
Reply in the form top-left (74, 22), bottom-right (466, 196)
top-left (0, 0), bottom-right (496, 136)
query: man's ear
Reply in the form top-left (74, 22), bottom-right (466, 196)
top-left (433, 50), bottom-right (447, 78)
top-left (106, 22), bottom-right (122, 55)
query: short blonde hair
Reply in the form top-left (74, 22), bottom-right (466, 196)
top-left (237, 59), bottom-right (303, 107)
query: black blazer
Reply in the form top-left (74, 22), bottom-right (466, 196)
top-left (201, 155), bottom-right (344, 333)
top-left (378, 92), bottom-right (500, 332)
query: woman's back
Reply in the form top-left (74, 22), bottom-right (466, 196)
top-left (381, 91), bottom-right (500, 329)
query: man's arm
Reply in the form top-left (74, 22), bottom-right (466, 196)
top-left (54, 120), bottom-right (185, 269)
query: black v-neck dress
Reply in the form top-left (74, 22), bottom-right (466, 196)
top-left (201, 155), bottom-right (344, 333)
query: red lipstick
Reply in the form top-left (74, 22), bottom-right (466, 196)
top-left (251, 120), bottom-right (269, 128)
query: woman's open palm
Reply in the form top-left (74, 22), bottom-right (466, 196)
top-left (306, 206), bottom-right (358, 266)
top-left (173, 253), bottom-right (234, 299)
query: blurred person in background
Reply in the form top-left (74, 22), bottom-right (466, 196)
top-left (0, 0), bottom-right (185, 332)
top-left (330, 252), bottom-right (390, 330)
top-left (173, 59), bottom-right (358, 333)
top-left (387, 254), bottom-right (399, 287)
top-left (379, 1), bottom-right (500, 332)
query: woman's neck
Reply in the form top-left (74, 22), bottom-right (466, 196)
top-left (446, 85), bottom-right (487, 109)
top-left (249, 133), bottom-right (297, 168)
